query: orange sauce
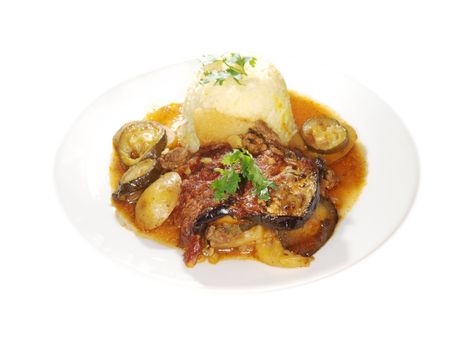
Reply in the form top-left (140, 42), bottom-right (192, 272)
top-left (110, 92), bottom-right (367, 258)
top-left (289, 91), bottom-right (367, 215)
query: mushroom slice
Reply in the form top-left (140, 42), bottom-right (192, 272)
top-left (301, 116), bottom-right (349, 154)
top-left (114, 121), bottom-right (167, 166)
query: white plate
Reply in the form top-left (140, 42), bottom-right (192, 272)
top-left (55, 59), bottom-right (419, 291)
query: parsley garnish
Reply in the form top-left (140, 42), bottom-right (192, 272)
top-left (200, 53), bottom-right (257, 86)
top-left (211, 149), bottom-right (276, 201)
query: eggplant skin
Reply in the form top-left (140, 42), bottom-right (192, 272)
top-left (278, 197), bottom-right (338, 257)
top-left (112, 190), bottom-right (142, 205)
top-left (193, 171), bottom-right (321, 237)
top-left (192, 164), bottom-right (321, 236)
top-left (143, 132), bottom-right (168, 161)
top-left (114, 121), bottom-right (167, 166)
top-left (301, 116), bottom-right (349, 155)
top-left (113, 160), bottom-right (162, 201)
top-left (173, 123), bottom-right (331, 266)
top-left (187, 145), bottom-right (326, 239)
top-left (192, 205), bottom-right (231, 234)
top-left (251, 196), bottom-right (319, 230)
top-left (252, 157), bottom-right (324, 231)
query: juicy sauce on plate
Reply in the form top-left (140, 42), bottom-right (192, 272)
top-left (110, 91), bottom-right (367, 261)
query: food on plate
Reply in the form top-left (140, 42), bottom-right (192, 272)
top-left (301, 116), bottom-right (349, 154)
top-left (173, 122), bottom-right (324, 266)
top-left (114, 121), bottom-right (167, 166)
top-left (183, 53), bottom-right (296, 146)
top-left (277, 197), bottom-right (338, 256)
top-left (112, 158), bottom-right (162, 203)
top-left (110, 53), bottom-right (367, 268)
top-left (146, 103), bottom-right (199, 153)
top-left (135, 172), bottom-right (182, 230)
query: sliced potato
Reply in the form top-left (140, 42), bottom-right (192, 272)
top-left (243, 226), bottom-right (311, 268)
top-left (255, 226), bottom-right (312, 268)
top-left (209, 224), bottom-right (263, 249)
top-left (135, 172), bottom-right (182, 230)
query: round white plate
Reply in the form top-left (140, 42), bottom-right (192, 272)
top-left (55, 59), bottom-right (419, 291)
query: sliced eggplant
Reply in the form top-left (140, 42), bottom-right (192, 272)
top-left (112, 190), bottom-right (143, 205)
top-left (180, 129), bottom-right (325, 253)
top-left (112, 158), bottom-right (162, 201)
top-left (234, 157), bottom-right (324, 231)
top-left (277, 197), bottom-right (338, 257)
top-left (189, 157), bottom-right (323, 237)
top-left (174, 124), bottom-right (331, 266)
top-left (301, 116), bottom-right (349, 154)
top-left (113, 121), bottom-right (131, 148)
top-left (192, 205), bottom-right (231, 235)
top-left (254, 226), bottom-right (311, 268)
top-left (258, 158), bottom-right (323, 230)
top-left (114, 121), bottom-right (167, 166)
top-left (254, 195), bottom-right (320, 231)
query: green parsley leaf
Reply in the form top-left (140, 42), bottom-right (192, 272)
top-left (200, 53), bottom-right (257, 86)
top-left (200, 70), bottom-right (233, 86)
top-left (211, 149), bottom-right (276, 202)
top-left (211, 168), bottom-right (241, 201)
top-left (221, 149), bottom-right (244, 165)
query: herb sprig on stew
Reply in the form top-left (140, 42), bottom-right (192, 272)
top-left (200, 53), bottom-right (257, 86)
top-left (211, 149), bottom-right (276, 201)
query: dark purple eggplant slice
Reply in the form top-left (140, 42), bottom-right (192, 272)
top-left (188, 133), bottom-right (325, 238)
top-left (112, 158), bottom-right (162, 202)
top-left (173, 123), bottom-right (334, 266)
top-left (192, 205), bottom-right (231, 235)
top-left (112, 190), bottom-right (143, 205)
top-left (301, 116), bottom-right (349, 154)
top-left (254, 157), bottom-right (323, 230)
top-left (277, 197), bottom-right (338, 257)
top-left (251, 194), bottom-right (320, 231)
top-left (114, 120), bottom-right (167, 166)
top-left (192, 159), bottom-right (322, 235)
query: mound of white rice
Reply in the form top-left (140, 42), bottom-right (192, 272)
top-left (182, 56), bottom-right (296, 150)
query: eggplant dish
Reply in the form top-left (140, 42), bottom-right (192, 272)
top-left (110, 54), bottom-right (367, 268)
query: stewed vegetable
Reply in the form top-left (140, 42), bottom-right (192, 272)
top-left (114, 121), bottom-right (167, 166)
top-left (278, 197), bottom-right (338, 257)
top-left (255, 227), bottom-right (311, 268)
top-left (301, 116), bottom-right (349, 154)
top-left (135, 172), bottom-right (182, 230)
top-left (112, 158), bottom-right (162, 202)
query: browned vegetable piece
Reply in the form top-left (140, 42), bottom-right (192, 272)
top-left (113, 190), bottom-right (143, 205)
top-left (159, 147), bottom-right (191, 171)
top-left (135, 172), bottom-right (182, 230)
top-left (114, 121), bottom-right (167, 166)
top-left (301, 116), bottom-right (349, 154)
top-left (278, 197), bottom-right (338, 257)
top-left (112, 159), bottom-right (162, 202)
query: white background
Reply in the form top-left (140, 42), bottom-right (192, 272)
top-left (1, 0), bottom-right (466, 349)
